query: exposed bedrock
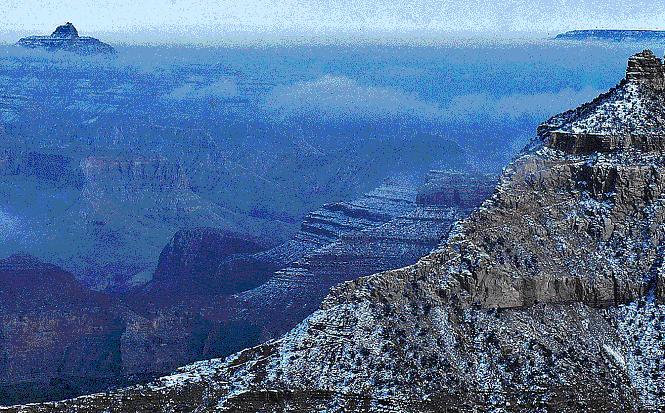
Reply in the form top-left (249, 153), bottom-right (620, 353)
top-left (225, 171), bottom-right (496, 342)
top-left (0, 255), bottom-right (126, 405)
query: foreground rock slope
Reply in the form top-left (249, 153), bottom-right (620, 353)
top-left (5, 50), bottom-right (665, 412)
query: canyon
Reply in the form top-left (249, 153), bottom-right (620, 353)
top-left (0, 167), bottom-right (493, 405)
top-left (5, 50), bottom-right (664, 412)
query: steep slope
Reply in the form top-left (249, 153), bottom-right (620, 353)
top-left (149, 227), bottom-right (267, 297)
top-left (6, 51), bottom-right (665, 412)
top-left (229, 171), bottom-right (496, 341)
top-left (0, 171), bottom-right (491, 406)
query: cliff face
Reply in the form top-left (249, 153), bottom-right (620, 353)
top-left (6, 51), bottom-right (665, 412)
top-left (0, 151), bottom-right (278, 291)
top-left (214, 50), bottom-right (665, 411)
top-left (149, 227), bottom-right (266, 296)
top-left (115, 173), bottom-right (494, 381)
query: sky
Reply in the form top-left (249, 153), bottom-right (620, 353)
top-left (2, 0), bottom-right (665, 44)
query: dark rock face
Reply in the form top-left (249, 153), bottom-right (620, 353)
top-left (8, 50), bottom-right (665, 413)
top-left (150, 228), bottom-right (265, 296)
top-left (17, 23), bottom-right (115, 55)
top-left (51, 23), bottom-right (78, 39)
top-left (626, 50), bottom-right (665, 91)
top-left (0, 251), bottom-right (266, 406)
top-left (0, 255), bottom-right (126, 405)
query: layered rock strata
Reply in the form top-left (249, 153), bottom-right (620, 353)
top-left (0, 170), bottom-right (492, 405)
top-left (229, 171), bottom-right (496, 341)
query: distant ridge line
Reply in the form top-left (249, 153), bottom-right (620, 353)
top-left (555, 29), bottom-right (665, 42)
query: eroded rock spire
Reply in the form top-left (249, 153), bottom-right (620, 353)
top-left (626, 49), bottom-right (665, 91)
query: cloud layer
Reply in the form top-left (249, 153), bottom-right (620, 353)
top-left (4, 0), bottom-right (665, 43)
top-left (165, 77), bottom-right (239, 101)
top-left (446, 87), bottom-right (603, 121)
top-left (264, 75), bottom-right (442, 123)
top-left (264, 75), bottom-right (602, 124)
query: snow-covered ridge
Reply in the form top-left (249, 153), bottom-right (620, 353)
top-left (540, 50), bottom-right (665, 154)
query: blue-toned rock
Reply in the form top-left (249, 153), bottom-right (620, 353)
top-left (18, 23), bottom-right (115, 55)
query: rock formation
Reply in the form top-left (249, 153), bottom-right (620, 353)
top-left (0, 254), bottom-right (125, 405)
top-left (149, 227), bottom-right (267, 297)
top-left (17, 23), bottom-right (115, 55)
top-left (227, 172), bottom-right (496, 342)
top-left (120, 173), bottom-right (495, 379)
top-left (625, 50), bottom-right (665, 91)
top-left (6, 50), bottom-right (665, 413)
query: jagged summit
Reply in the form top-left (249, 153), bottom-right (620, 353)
top-left (51, 22), bottom-right (79, 39)
top-left (17, 23), bottom-right (115, 55)
top-left (625, 49), bottom-right (665, 90)
top-left (541, 50), bottom-right (665, 153)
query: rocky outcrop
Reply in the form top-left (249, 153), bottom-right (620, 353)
top-left (8, 50), bottom-right (665, 412)
top-left (0, 170), bottom-right (494, 406)
top-left (0, 252), bottom-right (264, 406)
top-left (254, 183), bottom-right (418, 267)
top-left (626, 50), bottom-right (665, 90)
top-left (119, 178), bottom-right (466, 372)
top-left (80, 156), bottom-right (189, 191)
top-left (17, 23), bottom-right (115, 55)
top-left (544, 50), bottom-right (665, 154)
